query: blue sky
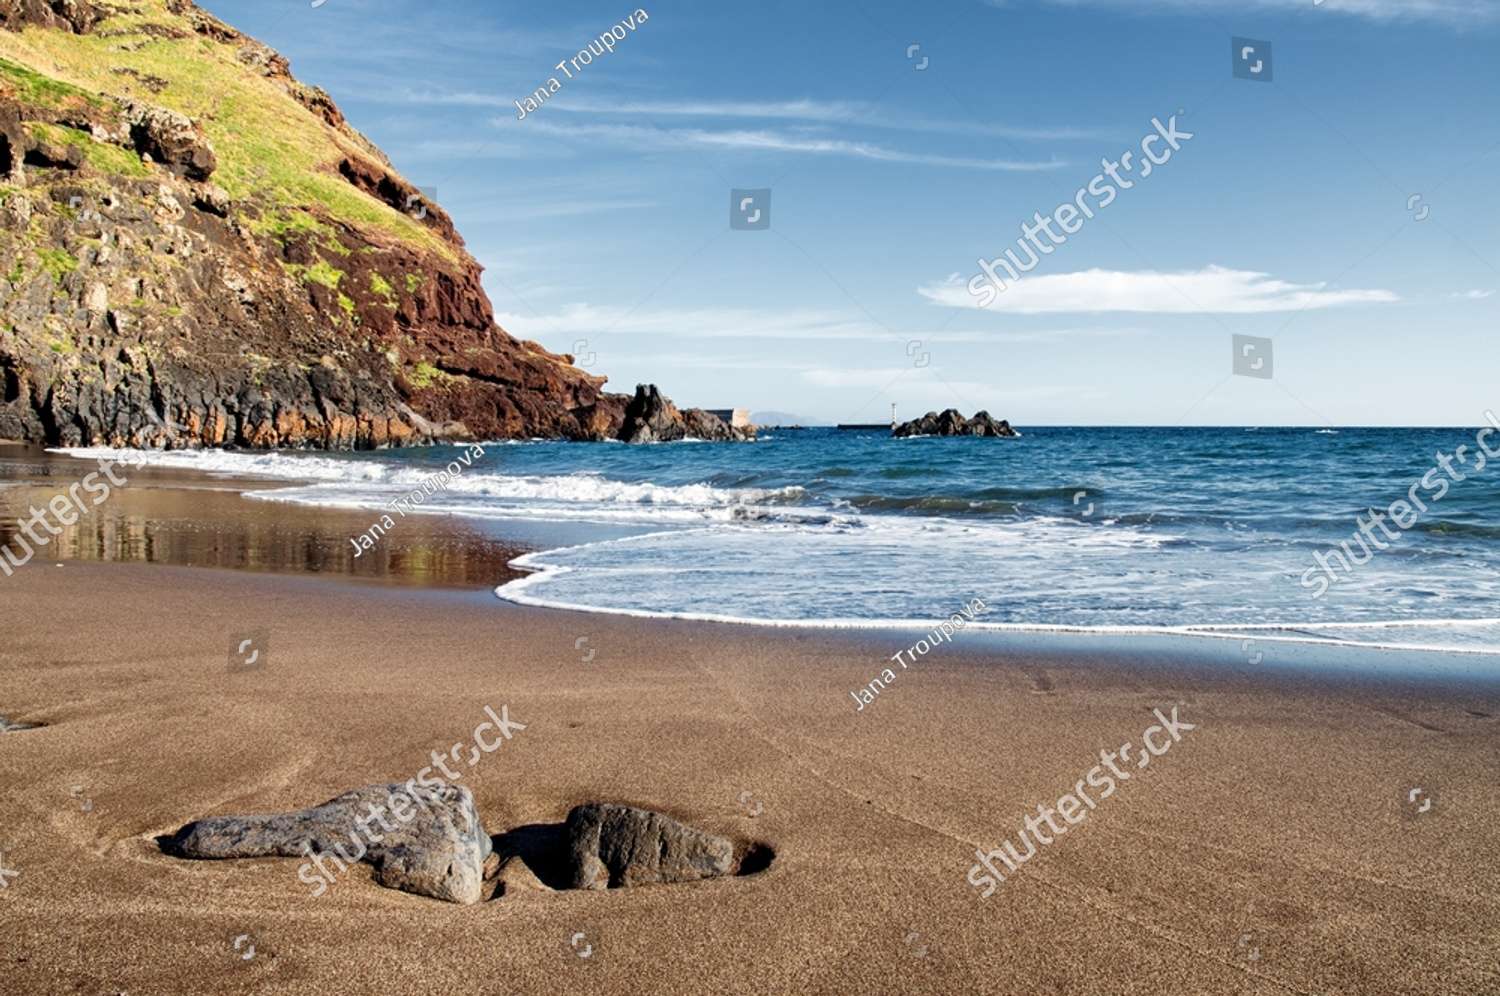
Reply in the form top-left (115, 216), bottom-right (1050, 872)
top-left (206, 0), bottom-right (1498, 426)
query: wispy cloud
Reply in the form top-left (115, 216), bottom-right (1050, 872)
top-left (402, 90), bottom-right (1108, 141)
top-left (986, 0), bottom-right (1498, 24)
top-left (919, 266), bottom-right (1400, 314)
top-left (544, 97), bottom-right (1110, 142)
top-left (494, 303), bottom-right (885, 340)
top-left (507, 120), bottom-right (1064, 171)
top-left (1450, 288), bottom-right (1495, 300)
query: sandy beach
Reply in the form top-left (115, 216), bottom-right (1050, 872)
top-left (1, 543), bottom-right (1497, 994)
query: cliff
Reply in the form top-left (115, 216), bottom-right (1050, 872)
top-left (0, 0), bottom-right (749, 448)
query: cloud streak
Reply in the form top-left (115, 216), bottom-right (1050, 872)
top-left (404, 90), bottom-right (1109, 141)
top-left (509, 120), bottom-right (1065, 171)
top-left (919, 265), bottom-right (1400, 314)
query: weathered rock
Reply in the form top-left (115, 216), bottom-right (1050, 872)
top-left (0, 0), bottom-right (101, 33)
top-left (0, 713), bottom-right (41, 732)
top-left (617, 384), bottom-right (753, 443)
top-left (123, 100), bottom-right (216, 180)
top-left (564, 803), bottom-right (735, 890)
top-left (893, 408), bottom-right (1020, 438)
top-left (965, 410), bottom-right (1019, 437)
top-left (619, 383), bottom-right (684, 443)
top-left (163, 782), bottom-right (491, 905)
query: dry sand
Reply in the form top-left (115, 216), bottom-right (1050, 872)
top-left (1, 557), bottom-right (1497, 995)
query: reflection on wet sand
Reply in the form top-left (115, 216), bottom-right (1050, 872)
top-left (0, 446), bottom-right (526, 589)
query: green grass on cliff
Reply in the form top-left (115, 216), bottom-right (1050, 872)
top-left (25, 122), bottom-right (149, 177)
top-left (0, 56), bottom-right (104, 112)
top-left (0, 2), bottom-right (454, 262)
top-left (36, 247), bottom-right (78, 285)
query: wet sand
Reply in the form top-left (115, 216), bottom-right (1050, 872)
top-left (0, 558), bottom-right (1497, 995)
top-left (0, 444), bottom-right (530, 588)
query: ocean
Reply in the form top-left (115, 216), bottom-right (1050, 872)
top-left (65, 425), bottom-right (1500, 653)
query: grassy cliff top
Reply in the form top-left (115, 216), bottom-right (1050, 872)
top-left (0, 0), bottom-right (452, 260)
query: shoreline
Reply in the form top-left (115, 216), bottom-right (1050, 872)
top-left (7, 442), bottom-right (1499, 677)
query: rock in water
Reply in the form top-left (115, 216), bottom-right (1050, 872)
top-left (616, 384), bottom-right (754, 443)
top-left (163, 783), bottom-right (491, 905)
top-left (619, 384), bottom-right (685, 443)
top-left (893, 408), bottom-right (1020, 438)
top-left (565, 803), bottom-right (734, 890)
top-left (965, 410), bottom-right (1019, 437)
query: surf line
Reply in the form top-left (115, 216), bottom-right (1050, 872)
top-left (849, 597), bottom-right (988, 712)
top-left (348, 443), bottom-right (486, 558)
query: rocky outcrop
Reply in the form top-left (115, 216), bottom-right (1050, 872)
top-left (0, 1), bottom-right (741, 449)
top-left (564, 802), bottom-right (735, 890)
top-left (0, 0), bottom-right (102, 34)
top-left (163, 782), bottom-right (492, 904)
top-left (123, 100), bottom-right (215, 180)
top-left (893, 409), bottom-right (1020, 438)
top-left (619, 384), bottom-right (755, 443)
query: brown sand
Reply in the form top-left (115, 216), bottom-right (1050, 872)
top-left (1, 559), bottom-right (1497, 995)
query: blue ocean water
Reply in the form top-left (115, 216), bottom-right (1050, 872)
top-left (71, 425), bottom-right (1500, 651)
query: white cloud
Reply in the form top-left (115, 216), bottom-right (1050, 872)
top-left (986, 0), bottom-right (1497, 23)
top-left (494, 303), bottom-right (884, 340)
top-left (1450, 289), bottom-right (1495, 300)
top-left (508, 120), bottom-right (1065, 171)
top-left (919, 265), bottom-right (1400, 314)
top-left (404, 91), bottom-right (1108, 141)
top-left (543, 97), bottom-right (1110, 141)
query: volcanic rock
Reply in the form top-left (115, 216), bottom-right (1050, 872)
top-left (162, 782), bottom-right (491, 904)
top-left (618, 384), bottom-right (755, 443)
top-left (893, 408), bottom-right (1020, 438)
top-left (564, 802), bottom-right (735, 890)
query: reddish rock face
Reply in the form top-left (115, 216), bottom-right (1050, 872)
top-left (0, 0), bottom-right (753, 449)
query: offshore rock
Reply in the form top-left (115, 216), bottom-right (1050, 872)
top-left (893, 409), bottom-right (1020, 438)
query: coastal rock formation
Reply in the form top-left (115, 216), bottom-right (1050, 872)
top-left (0, 0), bottom-right (741, 448)
top-left (619, 384), bottom-right (755, 442)
top-left (564, 802), bottom-right (735, 890)
top-left (893, 409), bottom-right (1020, 438)
top-left (163, 782), bottom-right (491, 904)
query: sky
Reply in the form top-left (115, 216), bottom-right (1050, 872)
top-left (202, 0), bottom-right (1499, 426)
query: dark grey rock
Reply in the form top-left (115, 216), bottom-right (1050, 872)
top-left (565, 803), bottom-right (734, 890)
top-left (163, 782), bottom-right (491, 904)
top-left (893, 408), bottom-right (1020, 438)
